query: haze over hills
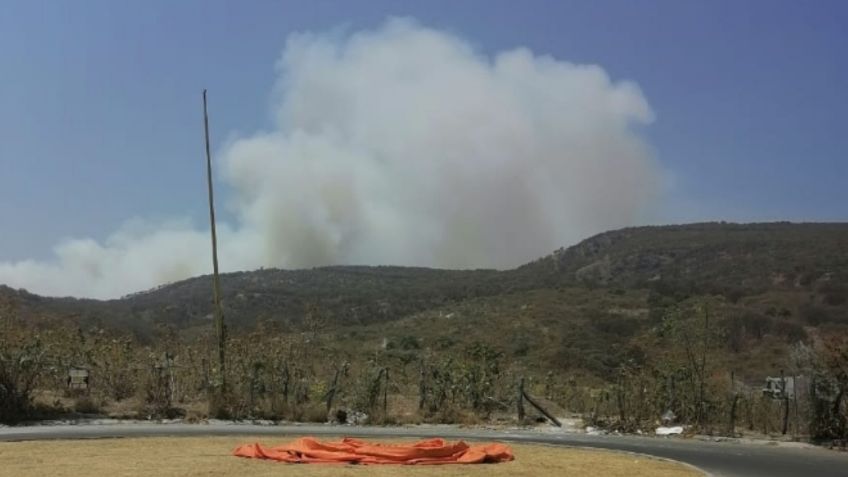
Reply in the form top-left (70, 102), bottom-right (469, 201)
top-left (3, 222), bottom-right (847, 358)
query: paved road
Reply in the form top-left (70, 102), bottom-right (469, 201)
top-left (1, 423), bottom-right (846, 477)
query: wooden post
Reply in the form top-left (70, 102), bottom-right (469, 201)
top-left (616, 372), bottom-right (626, 425)
top-left (249, 363), bottom-right (259, 411)
top-left (747, 391), bottom-right (755, 431)
top-left (325, 365), bottom-right (343, 413)
top-left (697, 304), bottom-right (709, 427)
top-left (281, 362), bottom-right (290, 403)
top-left (166, 352), bottom-right (175, 407)
top-left (382, 368), bottom-right (389, 418)
top-left (793, 374), bottom-right (800, 438)
top-left (201, 358), bottom-right (209, 392)
top-left (517, 378), bottom-right (526, 422)
top-left (781, 370), bottom-right (789, 435)
top-left (202, 90), bottom-right (226, 393)
top-left (729, 371), bottom-right (738, 436)
top-left (418, 361), bottom-right (427, 410)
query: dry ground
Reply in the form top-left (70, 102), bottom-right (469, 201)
top-left (0, 436), bottom-right (702, 477)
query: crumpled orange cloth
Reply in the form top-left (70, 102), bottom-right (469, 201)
top-left (233, 437), bottom-right (514, 465)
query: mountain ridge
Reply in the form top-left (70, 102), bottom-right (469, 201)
top-left (2, 221), bottom-right (847, 340)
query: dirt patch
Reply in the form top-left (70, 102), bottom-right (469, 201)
top-left (0, 436), bottom-right (702, 476)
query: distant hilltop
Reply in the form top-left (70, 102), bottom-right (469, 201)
top-left (2, 221), bottom-right (846, 339)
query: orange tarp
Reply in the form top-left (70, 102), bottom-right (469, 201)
top-left (233, 437), bottom-right (514, 465)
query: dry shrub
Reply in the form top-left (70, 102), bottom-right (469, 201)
top-left (73, 395), bottom-right (101, 414)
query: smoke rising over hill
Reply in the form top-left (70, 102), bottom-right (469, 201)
top-left (0, 19), bottom-right (662, 298)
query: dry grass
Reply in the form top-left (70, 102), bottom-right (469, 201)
top-left (0, 436), bottom-right (702, 477)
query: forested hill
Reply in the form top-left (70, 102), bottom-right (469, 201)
top-left (2, 222), bottom-right (847, 340)
top-left (514, 222), bottom-right (848, 293)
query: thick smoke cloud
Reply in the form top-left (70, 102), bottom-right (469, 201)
top-left (0, 19), bottom-right (662, 299)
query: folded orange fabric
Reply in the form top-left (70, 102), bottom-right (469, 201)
top-left (233, 437), bottom-right (514, 465)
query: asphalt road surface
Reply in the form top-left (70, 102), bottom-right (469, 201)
top-left (1, 423), bottom-right (846, 477)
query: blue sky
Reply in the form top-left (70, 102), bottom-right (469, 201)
top-left (1, 0), bottom-right (846, 265)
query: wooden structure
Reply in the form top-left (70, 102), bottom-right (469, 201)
top-left (516, 377), bottom-right (561, 427)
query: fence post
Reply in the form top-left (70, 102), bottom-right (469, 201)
top-left (382, 367), bottom-right (389, 418)
top-left (781, 369), bottom-right (789, 435)
top-left (729, 371), bottom-right (739, 436)
top-left (418, 361), bottom-right (427, 411)
top-left (325, 363), bottom-right (346, 414)
top-left (793, 374), bottom-right (800, 438)
top-left (517, 378), bottom-right (525, 422)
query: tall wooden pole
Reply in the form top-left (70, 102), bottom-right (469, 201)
top-left (202, 89), bottom-right (226, 392)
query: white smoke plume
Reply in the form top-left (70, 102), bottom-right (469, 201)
top-left (0, 19), bottom-right (662, 299)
